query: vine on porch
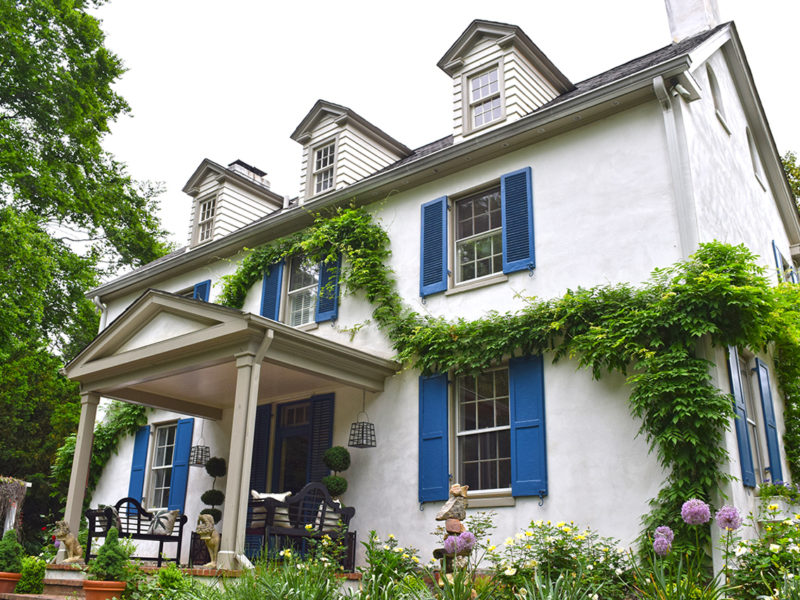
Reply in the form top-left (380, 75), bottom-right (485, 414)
top-left (216, 205), bottom-right (800, 553)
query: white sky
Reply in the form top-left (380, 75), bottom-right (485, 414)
top-left (93, 0), bottom-right (800, 246)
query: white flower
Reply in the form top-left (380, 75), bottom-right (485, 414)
top-left (586, 564), bottom-right (593, 571)
top-left (592, 595), bottom-right (599, 600)
top-left (504, 567), bottom-right (517, 576)
top-left (615, 568), bottom-right (623, 576)
top-left (735, 544), bottom-right (748, 557)
top-left (770, 543), bottom-right (781, 553)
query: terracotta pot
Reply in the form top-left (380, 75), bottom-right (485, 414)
top-left (83, 579), bottom-right (127, 600)
top-left (0, 572), bottom-right (21, 594)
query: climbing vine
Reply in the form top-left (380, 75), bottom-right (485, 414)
top-left (219, 205), bottom-right (800, 553)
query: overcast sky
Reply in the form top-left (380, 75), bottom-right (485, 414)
top-left (93, 0), bottom-right (800, 246)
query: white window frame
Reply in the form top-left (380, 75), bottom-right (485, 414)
top-left (453, 366), bottom-right (512, 494)
top-left (194, 195), bottom-right (217, 245)
top-left (452, 184), bottom-right (504, 285)
top-left (283, 255), bottom-right (319, 327)
top-left (312, 141), bottom-right (336, 195)
top-left (462, 64), bottom-right (505, 134)
top-left (146, 422), bottom-right (177, 511)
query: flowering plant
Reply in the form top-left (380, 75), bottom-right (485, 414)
top-left (759, 481), bottom-right (800, 505)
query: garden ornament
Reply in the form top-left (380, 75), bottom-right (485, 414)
top-left (53, 520), bottom-right (82, 563)
top-left (196, 514), bottom-right (220, 568)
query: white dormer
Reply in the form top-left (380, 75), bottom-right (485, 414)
top-left (438, 20), bottom-right (574, 143)
top-left (291, 100), bottom-right (411, 202)
top-left (183, 159), bottom-right (284, 247)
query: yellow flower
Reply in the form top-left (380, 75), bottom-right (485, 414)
top-left (575, 534), bottom-right (586, 541)
top-left (524, 530), bottom-right (533, 537)
top-left (412, 556), bottom-right (420, 563)
top-left (488, 545), bottom-right (496, 551)
top-left (515, 532), bottom-right (524, 540)
top-left (504, 567), bottom-right (517, 576)
top-left (402, 553), bottom-right (409, 559)
top-left (768, 503), bottom-right (779, 511)
top-left (504, 537), bottom-right (514, 546)
top-left (388, 533), bottom-right (396, 540)
top-left (556, 521), bottom-right (565, 528)
top-left (305, 523), bottom-right (314, 531)
top-left (562, 526), bottom-right (572, 533)
top-left (534, 519), bottom-right (543, 527)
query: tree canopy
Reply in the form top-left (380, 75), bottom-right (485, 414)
top-left (0, 0), bottom-right (171, 550)
top-left (783, 151), bottom-right (800, 209)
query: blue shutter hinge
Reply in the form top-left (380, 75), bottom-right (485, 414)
top-left (538, 491), bottom-right (546, 506)
top-left (421, 297), bottom-right (427, 305)
top-left (419, 502), bottom-right (425, 512)
top-left (528, 263), bottom-right (535, 277)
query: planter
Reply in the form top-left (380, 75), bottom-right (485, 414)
top-left (757, 496), bottom-right (799, 523)
top-left (0, 572), bottom-right (21, 594)
top-left (83, 579), bottom-right (127, 600)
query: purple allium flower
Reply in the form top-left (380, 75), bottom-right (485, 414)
top-left (653, 536), bottom-right (671, 557)
top-left (457, 531), bottom-right (476, 553)
top-left (53, 540), bottom-right (60, 548)
top-left (681, 498), bottom-right (711, 525)
top-left (715, 505), bottom-right (742, 531)
top-left (443, 535), bottom-right (457, 554)
top-left (654, 526), bottom-right (674, 544)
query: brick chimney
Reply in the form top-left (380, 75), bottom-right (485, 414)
top-left (664, 0), bottom-right (720, 42)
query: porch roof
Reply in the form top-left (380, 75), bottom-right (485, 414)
top-left (63, 289), bottom-right (401, 420)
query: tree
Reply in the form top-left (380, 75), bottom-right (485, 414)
top-left (0, 0), bottom-right (171, 550)
top-left (782, 151), bottom-right (800, 210)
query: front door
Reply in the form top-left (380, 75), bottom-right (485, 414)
top-left (272, 400), bottom-right (312, 494)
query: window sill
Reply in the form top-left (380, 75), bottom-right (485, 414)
top-left (446, 273), bottom-right (508, 296)
top-left (296, 322), bottom-right (319, 332)
top-left (467, 493), bottom-right (515, 509)
top-left (464, 115), bottom-right (508, 137)
top-left (715, 110), bottom-right (731, 135)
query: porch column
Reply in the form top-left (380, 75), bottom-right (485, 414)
top-left (217, 339), bottom-right (269, 569)
top-left (57, 391), bottom-right (99, 563)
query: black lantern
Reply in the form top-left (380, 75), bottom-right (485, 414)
top-left (348, 391), bottom-right (376, 448)
top-left (190, 419), bottom-right (210, 466)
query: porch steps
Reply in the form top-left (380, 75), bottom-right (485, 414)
top-left (0, 577), bottom-right (85, 600)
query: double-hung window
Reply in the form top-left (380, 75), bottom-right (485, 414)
top-left (286, 256), bottom-right (320, 327)
top-left (772, 240), bottom-right (798, 284)
top-left (419, 355), bottom-right (546, 503)
top-left (468, 67), bottom-right (502, 130)
top-left (128, 419), bottom-right (194, 513)
top-left (420, 167), bottom-right (534, 296)
top-left (197, 197), bottom-right (216, 243)
top-left (313, 143), bottom-right (335, 194)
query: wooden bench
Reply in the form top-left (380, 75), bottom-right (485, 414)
top-left (246, 482), bottom-right (356, 571)
top-left (85, 497), bottom-right (187, 567)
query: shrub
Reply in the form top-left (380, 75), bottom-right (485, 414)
top-left (200, 489), bottom-right (225, 506)
top-left (322, 475), bottom-right (347, 497)
top-left (0, 529), bottom-right (23, 573)
top-left (205, 457), bottom-right (227, 479)
top-left (86, 527), bottom-right (134, 582)
top-left (14, 555), bottom-right (45, 593)
top-left (759, 481), bottom-right (800, 505)
top-left (323, 446), bottom-right (351, 473)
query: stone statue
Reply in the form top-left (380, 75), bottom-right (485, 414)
top-left (196, 514), bottom-right (220, 568)
top-left (435, 483), bottom-right (469, 521)
top-left (54, 520), bottom-right (83, 564)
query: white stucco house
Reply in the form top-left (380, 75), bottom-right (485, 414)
top-left (59, 1), bottom-right (799, 570)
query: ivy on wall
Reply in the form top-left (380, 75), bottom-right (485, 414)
top-left (218, 206), bottom-right (800, 552)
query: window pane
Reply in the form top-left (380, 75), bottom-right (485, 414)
top-left (463, 462), bottom-right (479, 489)
top-left (498, 458), bottom-right (511, 488)
top-left (478, 400), bottom-right (494, 429)
top-left (461, 435), bottom-right (479, 461)
top-left (480, 430), bottom-right (497, 458)
top-left (498, 430), bottom-right (510, 457)
top-left (477, 372), bottom-right (493, 399)
top-left (496, 398), bottom-right (509, 426)
top-left (480, 460), bottom-right (497, 489)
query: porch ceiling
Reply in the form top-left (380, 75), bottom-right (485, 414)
top-left (63, 289), bottom-right (400, 420)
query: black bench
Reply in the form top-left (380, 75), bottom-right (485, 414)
top-left (246, 482), bottom-right (356, 571)
top-left (85, 497), bottom-right (187, 567)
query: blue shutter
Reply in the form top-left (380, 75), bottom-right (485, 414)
top-left (128, 425), bottom-right (150, 504)
top-left (727, 347), bottom-right (756, 487)
top-left (308, 394), bottom-right (335, 482)
top-left (193, 280), bottom-right (211, 302)
top-left (168, 418), bottom-right (194, 512)
top-left (249, 405), bottom-right (272, 493)
top-left (315, 256), bottom-right (341, 323)
top-left (420, 197), bottom-right (448, 297)
top-left (509, 355), bottom-right (547, 497)
top-left (260, 262), bottom-right (283, 321)
top-left (755, 358), bottom-right (783, 483)
top-left (501, 167), bottom-right (535, 274)
top-left (418, 373), bottom-right (449, 503)
top-left (772, 240), bottom-right (783, 283)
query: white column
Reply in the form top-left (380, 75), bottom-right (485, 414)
top-left (57, 391), bottom-right (99, 563)
top-left (217, 351), bottom-right (261, 570)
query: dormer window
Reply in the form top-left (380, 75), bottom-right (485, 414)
top-left (468, 66), bottom-right (503, 130)
top-left (313, 142), bottom-right (336, 194)
top-left (197, 197), bottom-right (216, 243)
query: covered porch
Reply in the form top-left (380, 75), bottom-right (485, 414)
top-left (61, 289), bottom-right (399, 569)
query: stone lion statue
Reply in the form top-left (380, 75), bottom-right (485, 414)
top-left (54, 520), bottom-right (83, 564)
top-left (196, 514), bottom-right (220, 568)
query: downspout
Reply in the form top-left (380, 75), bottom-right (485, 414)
top-left (653, 75), bottom-right (700, 258)
top-left (92, 296), bottom-right (108, 331)
top-left (235, 327), bottom-right (274, 569)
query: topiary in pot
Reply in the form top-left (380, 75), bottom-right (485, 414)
top-left (84, 526), bottom-right (139, 600)
top-left (0, 529), bottom-right (24, 593)
top-left (322, 446), bottom-right (351, 498)
top-left (15, 555), bottom-right (46, 594)
top-left (200, 457), bottom-right (226, 524)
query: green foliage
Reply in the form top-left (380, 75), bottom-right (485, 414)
top-left (86, 527), bottom-right (135, 582)
top-left (323, 446), bottom-right (351, 473)
top-left (358, 531), bottom-right (421, 590)
top-left (322, 475), bottom-right (348, 497)
top-left (0, 530), bottom-right (24, 573)
top-left (486, 519), bottom-right (631, 599)
top-left (514, 571), bottom-right (602, 600)
top-left (783, 151), bottom-right (800, 209)
top-left (629, 552), bottom-right (728, 600)
top-left (759, 481), bottom-right (800, 504)
top-left (205, 457), bottom-right (227, 479)
top-left (201, 490), bottom-right (225, 506)
top-left (130, 562), bottom-right (199, 600)
top-left (14, 555), bottom-right (45, 594)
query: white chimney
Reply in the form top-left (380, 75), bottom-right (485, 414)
top-left (664, 0), bottom-right (720, 42)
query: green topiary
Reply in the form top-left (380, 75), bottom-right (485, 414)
top-left (14, 555), bottom-right (45, 593)
top-left (86, 527), bottom-right (132, 582)
top-left (0, 529), bottom-right (23, 573)
top-left (205, 457), bottom-right (227, 479)
top-left (322, 475), bottom-right (348, 497)
top-left (323, 446), bottom-right (351, 473)
top-left (200, 508), bottom-right (222, 524)
top-left (200, 489), bottom-right (225, 506)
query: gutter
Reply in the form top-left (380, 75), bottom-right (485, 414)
top-left (90, 53), bottom-right (698, 300)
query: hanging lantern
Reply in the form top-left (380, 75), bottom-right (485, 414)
top-left (348, 391), bottom-right (376, 448)
top-left (190, 420), bottom-right (211, 466)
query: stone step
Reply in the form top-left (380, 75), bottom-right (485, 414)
top-left (0, 577), bottom-right (86, 600)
